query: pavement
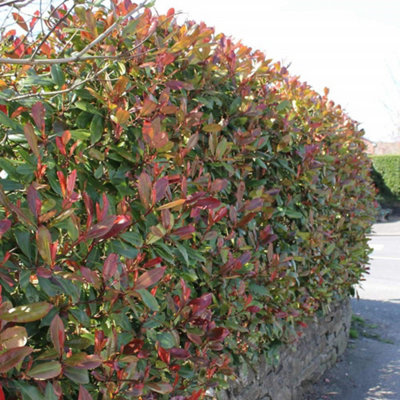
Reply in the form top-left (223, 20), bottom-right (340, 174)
top-left (304, 217), bottom-right (400, 400)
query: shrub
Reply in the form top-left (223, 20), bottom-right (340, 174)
top-left (371, 155), bottom-right (400, 207)
top-left (0, 1), bottom-right (376, 398)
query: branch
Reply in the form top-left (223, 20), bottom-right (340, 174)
top-left (0, 0), bottom-right (26, 8)
top-left (0, 1), bottom-right (149, 65)
top-left (30, 2), bottom-right (75, 60)
top-left (6, 63), bottom-right (110, 101)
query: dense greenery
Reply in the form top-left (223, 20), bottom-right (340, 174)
top-left (371, 155), bottom-right (400, 207)
top-left (0, 1), bottom-right (376, 398)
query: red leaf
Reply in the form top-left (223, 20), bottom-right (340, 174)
top-left (244, 198), bottom-right (263, 211)
top-left (50, 314), bottom-right (65, 356)
top-left (237, 212), bottom-right (257, 228)
top-left (65, 353), bottom-right (102, 369)
top-left (23, 123), bottom-right (40, 158)
top-left (157, 346), bottom-right (170, 364)
top-left (86, 215), bottom-right (116, 239)
top-left (188, 389), bottom-right (205, 400)
top-left (0, 384), bottom-right (5, 400)
top-left (0, 219), bottom-right (11, 238)
top-left (103, 253), bottom-right (119, 282)
top-left (96, 193), bottom-right (110, 222)
top-left (143, 257), bottom-right (162, 269)
top-left (171, 225), bottom-right (195, 239)
top-left (170, 348), bottom-right (190, 359)
top-left (165, 80), bottom-right (194, 91)
top-left (57, 171), bottom-right (66, 198)
top-left (246, 306), bottom-right (260, 313)
top-left (83, 192), bottom-right (94, 229)
top-left (66, 169), bottom-right (77, 196)
top-left (180, 278), bottom-right (191, 303)
top-left (0, 346), bottom-right (33, 373)
top-left (78, 385), bottom-right (93, 400)
top-left (27, 184), bottom-right (41, 219)
top-left (193, 197), bottom-right (221, 209)
top-left (210, 179), bottom-right (228, 192)
top-left (56, 137), bottom-right (66, 156)
top-left (135, 266), bottom-right (166, 290)
top-left (138, 172), bottom-right (152, 208)
top-left (189, 293), bottom-right (212, 315)
top-left (213, 207), bottom-right (228, 223)
top-left (140, 97), bottom-right (157, 116)
top-left (207, 327), bottom-right (229, 342)
top-left (32, 102), bottom-right (45, 133)
top-left (100, 215), bottom-right (131, 239)
top-left (152, 177), bottom-right (169, 204)
top-left (12, 12), bottom-right (28, 31)
top-left (142, 117), bottom-right (169, 149)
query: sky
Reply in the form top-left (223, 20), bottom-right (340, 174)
top-left (155, 0), bottom-right (400, 142)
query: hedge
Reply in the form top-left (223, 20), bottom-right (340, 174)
top-left (371, 155), bottom-right (400, 206)
top-left (0, 1), bottom-right (376, 399)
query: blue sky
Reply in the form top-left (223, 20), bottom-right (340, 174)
top-left (156, 0), bottom-right (400, 142)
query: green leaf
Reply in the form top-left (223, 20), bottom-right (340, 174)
top-left (120, 231), bottom-right (143, 247)
top-left (136, 288), bottom-right (159, 311)
top-left (122, 18), bottom-right (139, 37)
top-left (64, 366), bottom-right (89, 384)
top-left (0, 179), bottom-right (24, 191)
top-left (51, 65), bottom-right (65, 87)
top-left (44, 383), bottom-right (58, 400)
top-left (90, 114), bottom-right (104, 144)
top-left (155, 331), bottom-right (176, 349)
top-left (69, 129), bottom-right (91, 140)
top-left (109, 240), bottom-right (139, 259)
top-left (14, 382), bottom-right (45, 400)
top-left (15, 231), bottom-right (31, 259)
top-left (28, 361), bottom-right (62, 380)
top-left (175, 243), bottom-right (189, 266)
top-left (0, 111), bottom-right (24, 132)
top-left (0, 302), bottom-right (53, 323)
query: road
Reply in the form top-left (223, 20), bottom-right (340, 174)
top-left (305, 221), bottom-right (400, 400)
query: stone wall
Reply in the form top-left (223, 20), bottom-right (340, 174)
top-left (216, 298), bottom-right (352, 400)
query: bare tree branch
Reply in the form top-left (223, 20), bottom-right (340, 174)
top-left (0, 0), bottom-right (27, 8)
top-left (6, 63), bottom-right (110, 101)
top-left (30, 2), bottom-right (75, 60)
top-left (0, 1), bottom-right (149, 65)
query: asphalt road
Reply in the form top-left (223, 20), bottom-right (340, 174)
top-left (305, 221), bottom-right (400, 400)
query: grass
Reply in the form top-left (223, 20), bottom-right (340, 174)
top-left (350, 314), bottom-right (394, 344)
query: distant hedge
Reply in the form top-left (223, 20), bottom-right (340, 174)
top-left (0, 1), bottom-right (376, 399)
top-left (371, 155), bottom-right (400, 206)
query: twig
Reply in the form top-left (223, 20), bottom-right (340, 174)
top-left (0, 1), bottom-right (148, 65)
top-left (30, 2), bottom-right (75, 60)
top-left (0, 0), bottom-right (25, 8)
top-left (6, 63), bottom-right (110, 101)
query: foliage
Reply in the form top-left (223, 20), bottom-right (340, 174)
top-left (0, 0), bottom-right (376, 398)
top-left (371, 155), bottom-right (400, 206)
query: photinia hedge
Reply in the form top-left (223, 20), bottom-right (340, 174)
top-left (371, 155), bottom-right (400, 207)
top-left (0, 1), bottom-right (376, 399)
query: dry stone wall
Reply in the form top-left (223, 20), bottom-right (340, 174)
top-left (216, 298), bottom-right (352, 400)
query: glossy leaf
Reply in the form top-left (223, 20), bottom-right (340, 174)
top-left (0, 302), bottom-right (52, 323)
top-left (23, 123), bottom-right (40, 158)
top-left (0, 326), bottom-right (28, 349)
top-left (28, 361), bottom-right (62, 380)
top-left (36, 226), bottom-right (52, 265)
top-left (135, 266), bottom-right (166, 290)
top-left (0, 346), bottom-right (33, 373)
top-left (50, 315), bottom-right (65, 356)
